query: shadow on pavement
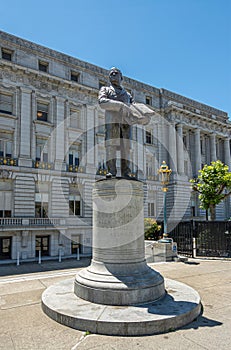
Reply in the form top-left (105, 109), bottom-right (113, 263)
top-left (184, 261), bottom-right (200, 265)
top-left (183, 314), bottom-right (223, 330)
top-left (0, 257), bottom-right (91, 277)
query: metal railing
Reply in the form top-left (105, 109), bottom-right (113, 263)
top-left (168, 220), bottom-right (231, 258)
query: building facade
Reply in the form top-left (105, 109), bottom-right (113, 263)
top-left (0, 31), bottom-right (230, 262)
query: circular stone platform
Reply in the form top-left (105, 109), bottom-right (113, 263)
top-left (42, 278), bottom-right (201, 336)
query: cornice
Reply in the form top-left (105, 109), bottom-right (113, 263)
top-left (161, 88), bottom-right (227, 118)
top-left (0, 31), bottom-right (229, 119)
top-left (0, 61), bottom-right (99, 99)
top-left (0, 31), bottom-right (160, 97)
top-left (165, 104), bottom-right (230, 130)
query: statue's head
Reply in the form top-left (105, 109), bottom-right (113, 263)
top-left (109, 67), bottom-right (123, 86)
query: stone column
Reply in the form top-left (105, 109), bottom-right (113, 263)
top-left (31, 91), bottom-right (36, 161)
top-left (75, 179), bottom-right (165, 305)
top-left (55, 97), bottom-right (65, 170)
top-left (224, 138), bottom-right (231, 169)
top-left (176, 123), bottom-right (184, 175)
top-left (14, 87), bottom-right (20, 158)
top-left (194, 129), bottom-right (201, 174)
top-left (18, 88), bottom-right (32, 167)
top-left (168, 122), bottom-right (177, 174)
top-left (210, 133), bottom-right (217, 162)
top-left (136, 125), bottom-right (145, 179)
top-left (85, 105), bottom-right (95, 173)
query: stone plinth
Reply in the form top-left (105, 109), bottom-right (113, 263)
top-left (145, 241), bottom-right (178, 263)
top-left (42, 278), bottom-right (201, 336)
top-left (74, 178), bottom-right (165, 305)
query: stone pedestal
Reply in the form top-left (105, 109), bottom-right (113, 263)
top-left (74, 178), bottom-right (165, 305)
top-left (42, 177), bottom-right (201, 335)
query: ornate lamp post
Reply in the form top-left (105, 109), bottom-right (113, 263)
top-left (158, 161), bottom-right (172, 243)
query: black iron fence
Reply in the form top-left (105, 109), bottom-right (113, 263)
top-left (167, 221), bottom-right (231, 258)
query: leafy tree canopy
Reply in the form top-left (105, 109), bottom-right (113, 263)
top-left (190, 160), bottom-right (231, 220)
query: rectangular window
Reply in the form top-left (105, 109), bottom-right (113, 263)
top-left (71, 71), bottom-right (79, 82)
top-left (146, 96), bottom-right (152, 105)
top-left (0, 139), bottom-right (12, 158)
top-left (36, 138), bottom-right (48, 162)
top-left (1, 48), bottom-right (12, 61)
top-left (71, 235), bottom-right (81, 254)
top-left (35, 203), bottom-right (48, 218)
top-left (70, 109), bottom-right (81, 129)
top-left (35, 236), bottom-right (50, 257)
top-left (0, 237), bottom-right (12, 260)
top-left (5, 141), bottom-right (12, 158)
top-left (0, 93), bottom-right (13, 115)
top-left (69, 196), bottom-right (81, 216)
top-left (35, 193), bottom-right (48, 218)
top-left (0, 210), bottom-right (12, 218)
top-left (38, 61), bottom-right (48, 72)
top-left (146, 157), bottom-right (154, 178)
top-left (0, 192), bottom-right (12, 217)
top-left (37, 102), bottom-right (49, 122)
top-left (148, 203), bottom-right (155, 217)
top-left (69, 145), bottom-right (81, 167)
top-left (146, 131), bottom-right (152, 144)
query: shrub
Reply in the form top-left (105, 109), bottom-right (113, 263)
top-left (144, 218), bottom-right (162, 240)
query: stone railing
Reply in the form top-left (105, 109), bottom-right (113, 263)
top-left (28, 218), bottom-right (62, 226)
top-left (0, 218), bottom-right (22, 226)
top-left (0, 217), bottom-right (91, 228)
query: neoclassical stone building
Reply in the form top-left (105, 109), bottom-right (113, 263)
top-left (0, 30), bottom-right (230, 262)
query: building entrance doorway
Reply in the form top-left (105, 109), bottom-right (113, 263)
top-left (0, 237), bottom-right (12, 260)
top-left (71, 235), bottom-right (81, 254)
top-left (36, 235), bottom-right (50, 257)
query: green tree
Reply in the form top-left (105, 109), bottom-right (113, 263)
top-left (190, 160), bottom-right (231, 220)
top-left (144, 218), bottom-right (162, 240)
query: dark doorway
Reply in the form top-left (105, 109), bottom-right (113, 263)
top-left (0, 237), bottom-right (12, 260)
top-left (71, 241), bottom-right (82, 254)
top-left (36, 235), bottom-right (50, 257)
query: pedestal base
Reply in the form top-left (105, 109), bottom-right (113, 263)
top-left (42, 277), bottom-right (201, 336)
top-left (74, 179), bottom-right (165, 305)
top-left (75, 260), bottom-right (165, 305)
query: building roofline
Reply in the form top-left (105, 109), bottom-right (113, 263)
top-left (0, 30), bottom-right (228, 118)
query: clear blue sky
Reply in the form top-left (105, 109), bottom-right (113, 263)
top-left (1, 0), bottom-right (230, 115)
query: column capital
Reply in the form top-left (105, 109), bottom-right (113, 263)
top-left (55, 96), bottom-right (66, 103)
top-left (20, 87), bottom-right (32, 94)
top-left (176, 122), bottom-right (183, 127)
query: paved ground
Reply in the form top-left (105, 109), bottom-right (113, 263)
top-left (0, 258), bottom-right (230, 350)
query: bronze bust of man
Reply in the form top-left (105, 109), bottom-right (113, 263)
top-left (98, 67), bottom-right (154, 178)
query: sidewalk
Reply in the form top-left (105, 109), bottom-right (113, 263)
top-left (0, 257), bottom-right (91, 277)
top-left (0, 258), bottom-right (230, 350)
